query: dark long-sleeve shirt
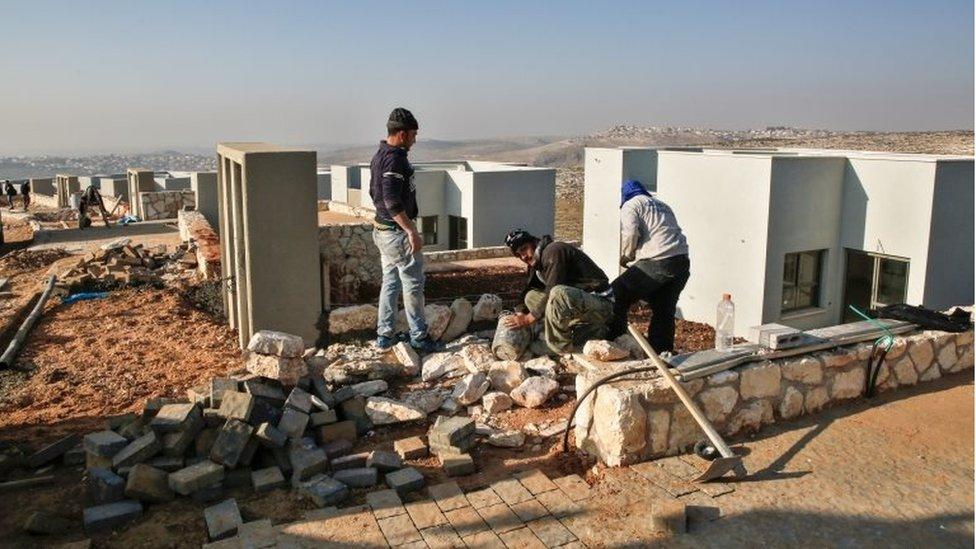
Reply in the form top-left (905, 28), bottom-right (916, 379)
top-left (523, 235), bottom-right (609, 317)
top-left (369, 141), bottom-right (417, 224)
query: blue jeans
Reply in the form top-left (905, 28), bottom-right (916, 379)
top-left (373, 227), bottom-right (429, 341)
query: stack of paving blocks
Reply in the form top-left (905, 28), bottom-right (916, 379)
top-left (428, 417), bottom-right (477, 477)
top-left (56, 240), bottom-right (202, 291)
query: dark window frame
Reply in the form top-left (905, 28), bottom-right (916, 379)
top-left (782, 249), bottom-right (825, 313)
top-left (418, 215), bottom-right (438, 246)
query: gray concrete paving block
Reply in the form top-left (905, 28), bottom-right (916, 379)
top-left (224, 467), bottom-right (253, 490)
top-left (169, 460), bottom-right (225, 496)
top-left (333, 467), bottom-right (378, 488)
top-left (243, 379), bottom-right (286, 404)
top-left (83, 500), bottom-right (142, 534)
top-left (23, 511), bottom-right (73, 535)
top-left (386, 467), bottom-right (425, 496)
top-left (87, 467), bottom-right (126, 504)
top-left (63, 445), bottom-right (87, 466)
top-left (150, 455), bottom-right (184, 472)
top-left (338, 396), bottom-right (373, 434)
top-left (150, 403), bottom-right (201, 433)
top-left (299, 474), bottom-right (349, 507)
top-left (249, 398), bottom-right (283, 426)
top-left (367, 450), bottom-right (402, 472)
top-left (112, 432), bottom-right (162, 468)
top-left (442, 453), bottom-right (476, 477)
top-left (285, 387), bottom-right (313, 413)
top-left (394, 436), bottom-right (429, 460)
top-left (277, 409), bottom-right (310, 440)
top-left (255, 422), bottom-right (288, 448)
top-left (210, 378), bottom-right (239, 408)
top-left (289, 446), bottom-right (329, 482)
top-left (311, 378), bottom-right (336, 407)
top-left (310, 409), bottom-right (338, 427)
top-left (217, 391), bottom-right (254, 422)
top-left (333, 385), bottom-right (355, 404)
top-left (204, 498), bottom-right (243, 541)
top-left (252, 466), bottom-right (286, 493)
top-left (192, 482), bottom-right (226, 503)
top-left (125, 464), bottom-right (174, 503)
top-left (317, 420), bottom-right (357, 445)
top-left (210, 419), bottom-right (254, 468)
top-left (83, 430), bottom-right (129, 458)
top-left (330, 452), bottom-right (369, 471)
top-left (321, 438), bottom-right (353, 459)
top-left (429, 416), bottom-right (475, 447)
top-left (162, 421), bottom-right (203, 457)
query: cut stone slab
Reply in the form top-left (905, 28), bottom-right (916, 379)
top-left (321, 439), bottom-right (353, 459)
top-left (251, 466), bottom-right (286, 493)
top-left (466, 486), bottom-right (505, 510)
top-left (331, 452), bottom-right (369, 470)
top-left (395, 436), bottom-right (429, 460)
top-left (210, 419), bottom-right (254, 468)
top-left (338, 396), bottom-right (374, 434)
top-left (299, 474), bottom-right (349, 507)
top-left (333, 467), bottom-right (378, 488)
top-left (289, 446), bottom-right (329, 482)
top-left (452, 372), bottom-right (490, 406)
top-left (204, 498), bottom-right (243, 541)
top-left (441, 453), bottom-right (476, 477)
top-left (582, 340), bottom-right (629, 361)
top-left (492, 478), bottom-right (534, 505)
top-left (150, 403), bottom-right (201, 433)
top-left (254, 422), bottom-right (287, 448)
top-left (87, 467), bottom-right (125, 504)
top-left (284, 387), bottom-right (313, 413)
top-left (376, 513), bottom-right (423, 546)
top-left (386, 467), bottom-right (425, 496)
top-left (112, 432), bottom-right (162, 468)
top-left (242, 379), bottom-right (286, 404)
top-left (365, 396), bottom-right (426, 425)
top-left (209, 378), bottom-right (238, 408)
top-left (422, 352), bottom-right (468, 382)
top-left (526, 515), bottom-right (577, 547)
top-left (310, 409), bottom-right (338, 427)
top-left (84, 430), bottom-right (129, 458)
top-left (247, 330), bottom-right (305, 358)
top-left (277, 409), bottom-right (310, 440)
top-left (125, 464), bottom-right (173, 503)
top-left (245, 352), bottom-right (308, 386)
top-left (477, 502), bottom-right (523, 534)
top-left (405, 498), bottom-right (448, 530)
top-left (514, 469), bottom-right (559, 495)
top-left (367, 450), bottom-right (402, 472)
top-left (510, 376), bottom-right (559, 408)
top-left (510, 499), bottom-right (549, 522)
top-left (473, 293), bottom-right (503, 322)
top-left (482, 391), bottom-right (513, 414)
top-left (444, 505), bottom-right (490, 538)
top-left (420, 523), bottom-right (466, 548)
top-left (351, 379), bottom-right (388, 397)
top-left (524, 356), bottom-right (559, 378)
top-left (217, 391), bottom-right (254, 422)
top-left (83, 500), bottom-right (143, 534)
top-left (169, 460), bottom-right (225, 496)
top-left (440, 297), bottom-right (474, 342)
top-left (28, 434), bottom-right (81, 468)
top-left (488, 361), bottom-right (528, 393)
top-left (317, 419), bottom-right (357, 444)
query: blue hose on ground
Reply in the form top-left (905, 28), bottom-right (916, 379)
top-left (62, 292), bottom-right (110, 305)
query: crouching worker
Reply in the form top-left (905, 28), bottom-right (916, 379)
top-left (608, 180), bottom-right (690, 354)
top-left (503, 229), bottom-right (612, 355)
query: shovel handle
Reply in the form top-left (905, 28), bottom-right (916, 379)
top-left (627, 324), bottom-right (736, 459)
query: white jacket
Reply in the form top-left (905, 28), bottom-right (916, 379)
top-left (620, 194), bottom-right (688, 265)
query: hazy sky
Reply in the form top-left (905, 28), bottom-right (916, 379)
top-left (1, 0), bottom-right (972, 155)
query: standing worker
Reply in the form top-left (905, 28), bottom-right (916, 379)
top-left (3, 180), bottom-right (15, 210)
top-left (369, 107), bottom-right (442, 353)
top-left (503, 229), bottom-right (613, 355)
top-left (608, 179), bottom-right (690, 354)
top-left (20, 180), bottom-right (30, 211)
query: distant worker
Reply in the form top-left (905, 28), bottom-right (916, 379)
top-left (20, 180), bottom-right (30, 211)
top-left (503, 229), bottom-right (613, 355)
top-left (369, 107), bottom-right (442, 353)
top-left (3, 180), bottom-right (15, 209)
top-left (607, 179), bottom-right (690, 354)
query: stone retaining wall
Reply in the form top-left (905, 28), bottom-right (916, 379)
top-left (138, 190), bottom-right (195, 220)
top-left (177, 210), bottom-right (221, 279)
top-left (574, 328), bottom-right (974, 466)
top-left (319, 222), bottom-right (382, 305)
top-left (31, 193), bottom-right (59, 209)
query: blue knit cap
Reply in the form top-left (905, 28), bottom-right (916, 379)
top-left (621, 179), bottom-right (651, 207)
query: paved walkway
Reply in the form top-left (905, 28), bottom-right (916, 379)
top-left (211, 376), bottom-right (973, 548)
top-left (28, 220), bottom-right (181, 253)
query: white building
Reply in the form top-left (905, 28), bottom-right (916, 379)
top-left (583, 147), bottom-right (974, 336)
top-left (330, 160), bottom-right (555, 251)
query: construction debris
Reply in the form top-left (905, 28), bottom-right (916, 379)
top-left (55, 240), bottom-right (203, 291)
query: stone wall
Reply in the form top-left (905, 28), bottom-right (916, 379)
top-left (574, 328), bottom-right (974, 466)
top-left (31, 193), bottom-right (59, 209)
top-left (177, 210), bottom-right (221, 279)
top-left (319, 222), bottom-right (382, 305)
top-left (138, 190), bottom-right (195, 220)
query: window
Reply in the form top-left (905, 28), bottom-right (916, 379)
top-left (417, 215), bottom-right (438, 246)
top-left (843, 250), bottom-right (910, 321)
top-left (782, 250), bottom-right (824, 312)
top-left (448, 216), bottom-right (468, 250)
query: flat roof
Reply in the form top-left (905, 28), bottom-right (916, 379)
top-left (610, 146), bottom-right (975, 163)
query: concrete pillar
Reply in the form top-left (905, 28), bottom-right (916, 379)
top-left (55, 175), bottom-right (80, 208)
top-left (126, 169), bottom-right (155, 218)
top-left (217, 142), bottom-right (321, 348)
top-left (191, 171), bottom-right (219, 230)
top-left (582, 147), bottom-right (657, 280)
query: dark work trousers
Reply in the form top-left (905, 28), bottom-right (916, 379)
top-left (609, 254), bottom-right (690, 354)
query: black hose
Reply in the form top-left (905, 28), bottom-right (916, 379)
top-left (864, 340), bottom-right (890, 398)
top-left (560, 365), bottom-right (659, 453)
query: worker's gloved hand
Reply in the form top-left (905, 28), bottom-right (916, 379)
top-left (503, 312), bottom-right (536, 329)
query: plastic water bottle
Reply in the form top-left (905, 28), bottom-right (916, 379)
top-left (716, 293), bottom-right (735, 351)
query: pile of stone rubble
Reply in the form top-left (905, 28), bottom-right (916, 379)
top-left (54, 238), bottom-right (204, 291)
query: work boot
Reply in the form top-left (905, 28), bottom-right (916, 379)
top-left (410, 335), bottom-right (444, 354)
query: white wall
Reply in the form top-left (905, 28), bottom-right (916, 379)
top-left (413, 170), bottom-right (447, 251)
top-left (924, 160), bottom-right (975, 309)
top-left (469, 168), bottom-right (555, 249)
top-left (655, 152), bottom-right (773, 337)
top-left (765, 157), bottom-right (846, 330)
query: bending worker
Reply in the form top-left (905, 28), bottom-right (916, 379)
top-left (503, 229), bottom-right (612, 355)
top-left (608, 179), bottom-right (690, 354)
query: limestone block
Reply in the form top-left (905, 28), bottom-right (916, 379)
top-left (329, 304), bottom-right (378, 334)
top-left (451, 372), bottom-right (490, 406)
top-left (487, 431), bottom-right (525, 448)
top-left (440, 298), bottom-right (474, 342)
top-left (426, 304), bottom-right (454, 341)
top-left (955, 331), bottom-right (974, 347)
top-left (726, 400), bottom-right (773, 435)
top-left (244, 352), bottom-right (308, 386)
top-left (781, 357), bottom-right (823, 385)
top-left (392, 342), bottom-right (421, 377)
top-left (247, 330), bottom-right (305, 358)
top-left (612, 334), bottom-right (643, 359)
top-left (908, 338), bottom-right (935, 373)
top-left (524, 356), bottom-right (558, 378)
top-left (592, 386), bottom-right (646, 466)
top-left (401, 389), bottom-right (448, 413)
top-left (935, 340), bottom-right (957, 372)
top-left (697, 386), bottom-right (738, 423)
top-left (804, 386), bottom-right (829, 413)
top-left (707, 370), bottom-right (739, 386)
top-left (472, 294), bottom-right (503, 322)
top-left (779, 386), bottom-right (804, 419)
top-left (582, 340), bottom-right (629, 362)
top-left (950, 345), bottom-right (974, 373)
top-left (487, 361), bottom-right (528, 393)
top-left (510, 376), bottom-right (559, 408)
top-left (365, 397), bottom-right (427, 425)
top-left (459, 343), bottom-right (495, 373)
top-left (739, 362), bottom-right (781, 400)
top-left (482, 392), bottom-right (513, 414)
top-left (667, 405), bottom-right (699, 452)
top-left (885, 339), bottom-right (908, 360)
top-left (421, 352), bottom-right (468, 382)
top-left (920, 364), bottom-right (942, 381)
top-left (821, 351), bottom-right (854, 369)
top-left (831, 368), bottom-right (865, 400)
top-left (646, 409), bottom-right (670, 455)
top-left (892, 356), bottom-right (918, 386)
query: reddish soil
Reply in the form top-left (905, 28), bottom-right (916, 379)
top-left (0, 287), bottom-right (242, 445)
top-left (425, 265), bottom-right (526, 305)
top-left (629, 303), bottom-right (720, 354)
